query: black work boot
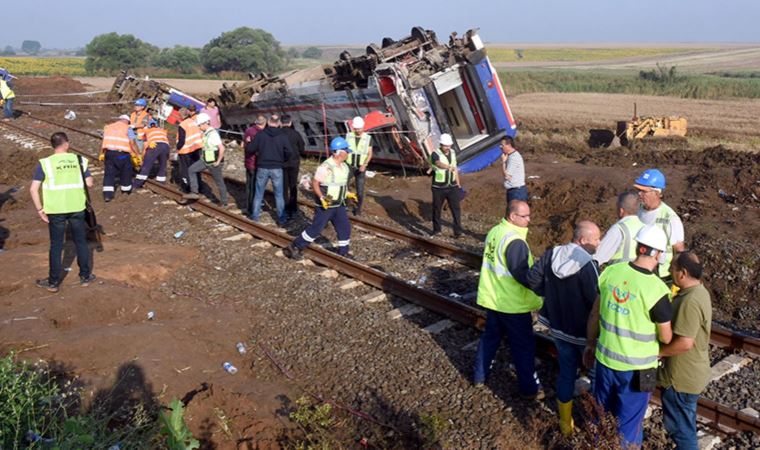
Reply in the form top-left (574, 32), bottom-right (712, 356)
top-left (283, 244), bottom-right (303, 261)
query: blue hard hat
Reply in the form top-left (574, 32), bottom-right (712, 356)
top-left (634, 168), bottom-right (666, 190)
top-left (329, 136), bottom-right (352, 153)
top-left (148, 119), bottom-right (157, 127)
top-left (134, 98), bottom-right (147, 107)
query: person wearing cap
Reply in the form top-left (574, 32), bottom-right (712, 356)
top-left (176, 106), bottom-right (203, 192)
top-left (584, 224), bottom-right (674, 448)
top-left (594, 191), bottom-right (646, 267)
top-left (182, 113), bottom-right (228, 206)
top-left (633, 169), bottom-right (685, 281)
top-left (129, 98), bottom-right (152, 152)
top-left (133, 119), bottom-right (170, 189)
top-left (430, 133), bottom-right (462, 238)
top-left (283, 137), bottom-right (354, 260)
top-left (345, 116), bottom-right (372, 216)
top-left (100, 114), bottom-right (138, 201)
top-left (501, 136), bottom-right (528, 204)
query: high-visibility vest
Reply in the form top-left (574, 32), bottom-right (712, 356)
top-left (431, 148), bottom-right (457, 188)
top-left (101, 121), bottom-right (132, 152)
top-left (346, 132), bottom-right (371, 168)
top-left (144, 127), bottom-right (169, 147)
top-left (40, 153), bottom-right (87, 214)
top-left (596, 262), bottom-right (670, 371)
top-left (639, 202), bottom-right (679, 278)
top-left (318, 157), bottom-right (349, 207)
top-left (477, 219), bottom-right (542, 314)
top-left (178, 117), bottom-right (202, 154)
top-left (202, 128), bottom-right (221, 163)
top-left (130, 110), bottom-right (151, 139)
top-left (608, 215), bottom-right (646, 265)
top-left (0, 80), bottom-right (14, 100)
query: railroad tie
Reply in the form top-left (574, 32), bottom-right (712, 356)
top-left (708, 354), bottom-right (751, 383)
top-left (387, 304), bottom-right (423, 320)
top-left (423, 319), bottom-right (455, 334)
top-left (359, 291), bottom-right (386, 303)
top-left (222, 233), bottom-right (252, 242)
top-left (339, 279), bottom-right (363, 290)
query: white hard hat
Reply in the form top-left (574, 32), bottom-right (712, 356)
top-left (352, 116), bottom-right (365, 129)
top-left (634, 224), bottom-right (667, 253)
top-left (118, 114), bottom-right (130, 122)
top-left (440, 133), bottom-right (454, 147)
top-left (195, 113), bottom-right (211, 125)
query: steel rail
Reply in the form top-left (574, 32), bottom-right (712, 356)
top-left (8, 119), bottom-right (759, 434)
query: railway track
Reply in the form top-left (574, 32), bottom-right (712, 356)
top-left (6, 116), bottom-right (760, 435)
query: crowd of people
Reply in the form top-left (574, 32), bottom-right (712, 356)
top-left (28, 99), bottom-right (711, 448)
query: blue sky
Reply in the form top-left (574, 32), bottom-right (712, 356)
top-left (4, 0), bottom-right (759, 49)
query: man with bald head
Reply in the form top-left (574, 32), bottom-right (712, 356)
top-left (474, 200), bottom-right (544, 399)
top-left (594, 191), bottom-right (645, 267)
top-left (526, 220), bottom-right (601, 435)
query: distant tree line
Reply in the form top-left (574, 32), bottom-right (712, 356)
top-left (83, 27), bottom-right (297, 75)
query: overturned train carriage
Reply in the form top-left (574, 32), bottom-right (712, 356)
top-left (110, 27), bottom-right (517, 173)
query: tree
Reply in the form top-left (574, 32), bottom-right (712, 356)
top-left (21, 40), bottom-right (42, 55)
top-left (84, 33), bottom-right (157, 74)
top-left (155, 46), bottom-right (201, 74)
top-left (302, 46), bottom-right (322, 59)
top-left (200, 27), bottom-right (285, 74)
top-left (1, 45), bottom-right (15, 56)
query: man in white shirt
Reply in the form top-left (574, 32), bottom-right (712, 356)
top-left (501, 136), bottom-right (527, 205)
top-left (594, 191), bottom-right (645, 267)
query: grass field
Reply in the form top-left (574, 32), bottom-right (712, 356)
top-left (500, 69), bottom-right (760, 100)
top-left (0, 56), bottom-right (87, 76)
top-left (487, 47), bottom-right (691, 63)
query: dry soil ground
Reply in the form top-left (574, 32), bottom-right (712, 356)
top-left (1, 77), bottom-right (758, 448)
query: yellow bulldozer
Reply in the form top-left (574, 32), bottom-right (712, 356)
top-left (613, 103), bottom-right (687, 148)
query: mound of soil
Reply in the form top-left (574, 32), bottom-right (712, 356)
top-left (13, 76), bottom-right (91, 96)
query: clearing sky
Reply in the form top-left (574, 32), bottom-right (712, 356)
top-left (4, 0), bottom-right (759, 50)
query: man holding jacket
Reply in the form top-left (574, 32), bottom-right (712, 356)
top-left (526, 220), bottom-right (601, 436)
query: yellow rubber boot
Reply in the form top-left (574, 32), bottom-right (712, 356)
top-left (558, 400), bottom-right (575, 437)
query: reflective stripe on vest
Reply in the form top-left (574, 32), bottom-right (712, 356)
top-left (202, 128), bottom-right (220, 163)
top-left (432, 148), bottom-right (457, 188)
top-left (608, 215), bottom-right (645, 265)
top-left (596, 262), bottom-right (670, 371)
top-left (101, 121), bottom-right (131, 152)
top-left (179, 117), bottom-right (203, 154)
top-left (654, 202), bottom-right (678, 278)
top-left (145, 128), bottom-right (169, 146)
top-left (346, 132), bottom-right (371, 167)
top-left (318, 157), bottom-right (349, 207)
top-left (40, 153), bottom-right (87, 214)
top-left (477, 219), bottom-right (542, 314)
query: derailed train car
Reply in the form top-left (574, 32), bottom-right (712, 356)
top-left (109, 26), bottom-right (517, 173)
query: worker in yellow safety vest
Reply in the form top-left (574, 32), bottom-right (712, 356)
top-left (633, 169), bottom-right (685, 282)
top-left (473, 200), bottom-right (544, 399)
top-left (29, 132), bottom-right (96, 292)
top-left (594, 190), bottom-right (645, 267)
top-left (584, 224), bottom-right (674, 448)
top-left (345, 116), bottom-right (372, 216)
top-left (0, 78), bottom-right (15, 120)
top-left (429, 133), bottom-right (463, 238)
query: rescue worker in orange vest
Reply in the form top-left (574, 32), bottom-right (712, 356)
top-left (133, 119), bottom-right (170, 189)
top-left (176, 106), bottom-right (203, 192)
top-left (100, 114), bottom-right (137, 202)
top-left (129, 99), bottom-right (152, 152)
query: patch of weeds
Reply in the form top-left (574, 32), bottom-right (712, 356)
top-left (417, 413), bottom-right (449, 448)
top-left (289, 396), bottom-right (343, 450)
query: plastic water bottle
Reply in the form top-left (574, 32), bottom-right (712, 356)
top-left (222, 362), bottom-right (238, 374)
top-left (147, 311), bottom-right (155, 320)
top-left (236, 342), bottom-right (246, 355)
top-left (173, 230), bottom-right (186, 239)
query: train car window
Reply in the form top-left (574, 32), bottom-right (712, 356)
top-left (301, 122), bottom-right (317, 146)
top-left (334, 121), bottom-right (348, 136)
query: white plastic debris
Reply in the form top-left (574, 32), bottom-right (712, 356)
top-left (365, 170), bottom-right (376, 178)
top-left (64, 110), bottom-right (76, 120)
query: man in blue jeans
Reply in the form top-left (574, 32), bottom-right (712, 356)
top-left (658, 252), bottom-right (712, 450)
top-left (526, 220), bottom-right (601, 435)
top-left (247, 115), bottom-right (293, 225)
top-left (29, 132), bottom-right (96, 293)
top-left (473, 200), bottom-right (544, 400)
top-left (501, 137), bottom-right (528, 205)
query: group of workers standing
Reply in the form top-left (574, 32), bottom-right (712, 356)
top-left (474, 164), bottom-right (712, 449)
top-left (29, 96), bottom-right (712, 447)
